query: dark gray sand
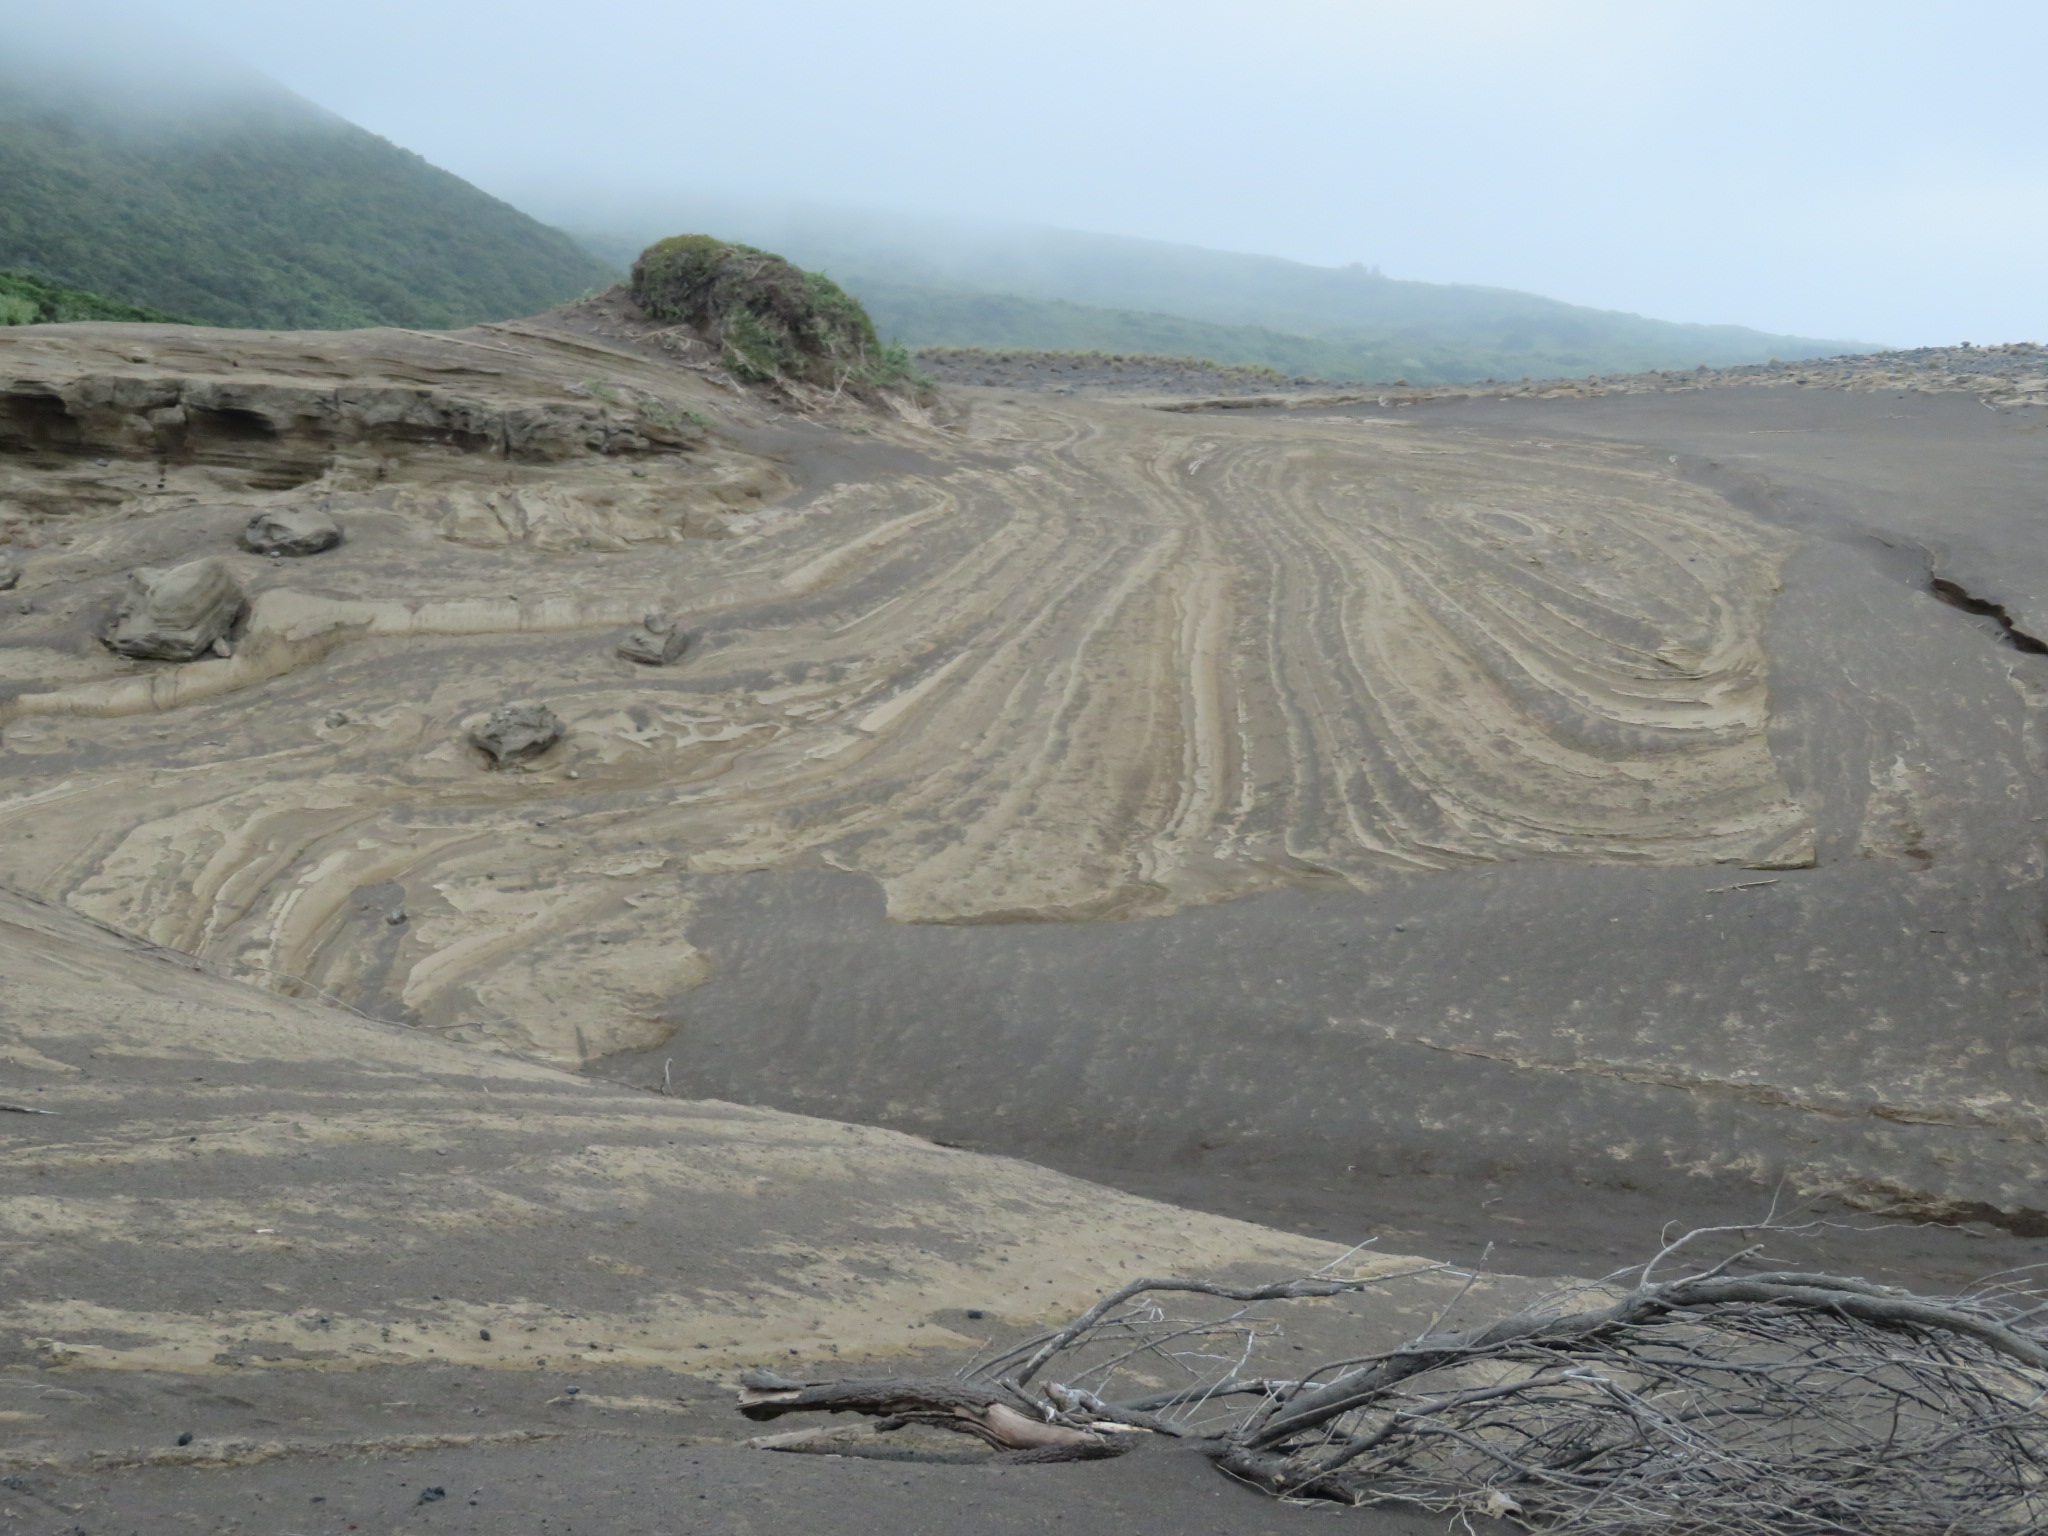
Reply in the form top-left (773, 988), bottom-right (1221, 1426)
top-left (5, 1440), bottom-right (1479, 1536)
top-left (603, 382), bottom-right (2048, 1292)
top-left (3, 886), bottom-right (1506, 1533)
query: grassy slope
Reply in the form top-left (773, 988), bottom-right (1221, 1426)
top-left (568, 210), bottom-right (1864, 385)
top-left (853, 280), bottom-right (1705, 384)
top-left (0, 84), bottom-right (616, 330)
top-left (0, 268), bottom-right (187, 325)
top-left (857, 282), bottom-right (1418, 381)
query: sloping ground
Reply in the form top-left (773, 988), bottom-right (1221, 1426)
top-left (0, 74), bottom-right (614, 329)
top-left (2, 885), bottom-right (1468, 1464)
top-left (0, 310), bottom-right (2043, 1293)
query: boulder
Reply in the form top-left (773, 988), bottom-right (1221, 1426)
top-left (469, 702), bottom-right (564, 768)
top-left (240, 505), bottom-right (342, 557)
top-left (103, 558), bottom-right (247, 662)
top-left (0, 549), bottom-right (18, 591)
top-left (616, 611), bottom-right (689, 666)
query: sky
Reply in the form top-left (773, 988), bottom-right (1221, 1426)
top-left (55, 2), bottom-right (2048, 345)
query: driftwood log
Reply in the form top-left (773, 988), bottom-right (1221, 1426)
top-left (739, 1372), bottom-right (1134, 1462)
top-left (734, 1233), bottom-right (2048, 1533)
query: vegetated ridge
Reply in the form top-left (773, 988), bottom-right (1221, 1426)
top-left (0, 67), bottom-right (616, 330)
top-left (0, 268), bottom-right (187, 326)
top-left (561, 198), bottom-right (1866, 385)
top-left (914, 346), bottom-right (1322, 397)
top-left (630, 235), bottom-right (922, 399)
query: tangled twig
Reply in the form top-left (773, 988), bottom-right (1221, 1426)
top-left (735, 1229), bottom-right (2048, 1533)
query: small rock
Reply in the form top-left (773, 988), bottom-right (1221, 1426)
top-left (324, 710), bottom-right (350, 728)
top-left (239, 505), bottom-right (342, 557)
top-left (469, 702), bottom-right (565, 768)
top-left (617, 611), bottom-right (688, 666)
top-left (176, 1431), bottom-right (194, 1446)
top-left (386, 908), bottom-right (408, 926)
top-left (104, 558), bottom-right (247, 662)
top-left (211, 636), bottom-right (234, 659)
top-left (417, 1486), bottom-right (447, 1504)
top-left (0, 551), bottom-right (18, 591)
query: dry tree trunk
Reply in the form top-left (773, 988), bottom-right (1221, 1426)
top-left (737, 1371), bottom-right (1134, 1462)
top-left (733, 1233), bottom-right (2048, 1534)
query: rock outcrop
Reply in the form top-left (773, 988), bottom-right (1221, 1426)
top-left (0, 372), bottom-right (705, 474)
top-left (102, 557), bottom-right (246, 661)
top-left (240, 505), bottom-right (342, 556)
top-left (470, 701), bottom-right (565, 767)
top-left (616, 611), bottom-right (688, 665)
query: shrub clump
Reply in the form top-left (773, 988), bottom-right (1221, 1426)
top-left (629, 236), bottom-right (922, 400)
top-left (0, 270), bottom-right (189, 326)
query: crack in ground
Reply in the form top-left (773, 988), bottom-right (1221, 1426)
top-left (1930, 577), bottom-right (2048, 654)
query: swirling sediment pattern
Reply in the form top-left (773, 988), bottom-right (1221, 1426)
top-left (0, 326), bottom-right (1808, 1065)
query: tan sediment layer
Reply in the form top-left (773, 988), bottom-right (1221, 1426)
top-left (0, 319), bottom-right (1809, 1065)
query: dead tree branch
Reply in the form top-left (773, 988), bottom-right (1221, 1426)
top-left (733, 1231), bottom-right (2048, 1531)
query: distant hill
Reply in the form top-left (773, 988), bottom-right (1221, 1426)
top-left (0, 55), bottom-right (615, 331)
top-left (561, 197), bottom-right (1866, 384)
top-left (0, 269), bottom-right (187, 326)
top-left (851, 282), bottom-right (1469, 383)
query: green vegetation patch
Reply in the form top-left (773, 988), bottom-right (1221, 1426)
top-left (916, 347), bottom-right (1310, 385)
top-left (0, 82), bottom-right (618, 331)
top-left (0, 269), bottom-right (188, 326)
top-left (630, 235), bottom-right (923, 399)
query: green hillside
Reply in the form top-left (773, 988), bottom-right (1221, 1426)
top-left (0, 77), bottom-right (616, 331)
top-left (564, 200), bottom-right (1864, 384)
top-left (0, 269), bottom-right (188, 326)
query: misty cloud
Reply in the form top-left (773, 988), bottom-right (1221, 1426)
top-left (20, 0), bottom-right (2048, 346)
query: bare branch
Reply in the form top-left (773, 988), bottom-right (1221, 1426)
top-left (733, 1236), bottom-right (2048, 1532)
top-left (1004, 1267), bottom-right (1446, 1390)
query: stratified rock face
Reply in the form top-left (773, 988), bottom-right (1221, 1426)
top-left (0, 548), bottom-right (17, 591)
top-left (0, 371), bottom-right (702, 473)
top-left (0, 320), bottom-right (788, 528)
top-left (470, 702), bottom-right (565, 767)
top-left (616, 611), bottom-right (688, 665)
top-left (240, 505), bottom-right (341, 556)
top-left (102, 558), bottom-right (246, 661)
